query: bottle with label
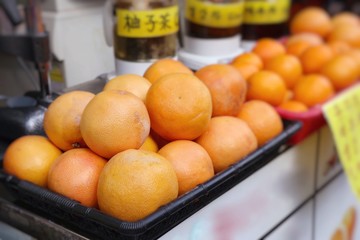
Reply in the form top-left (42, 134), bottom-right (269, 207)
top-left (111, 0), bottom-right (179, 75)
top-left (178, 0), bottom-right (245, 70)
top-left (241, 0), bottom-right (291, 51)
top-left (185, 0), bottom-right (244, 39)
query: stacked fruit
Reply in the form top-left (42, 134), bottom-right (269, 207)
top-left (231, 7), bottom-right (360, 113)
top-left (3, 61), bottom-right (286, 223)
top-left (2, 7), bottom-right (359, 224)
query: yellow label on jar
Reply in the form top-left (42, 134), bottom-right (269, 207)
top-left (116, 5), bottom-right (179, 38)
top-left (243, 0), bottom-right (290, 24)
top-left (185, 0), bottom-right (244, 28)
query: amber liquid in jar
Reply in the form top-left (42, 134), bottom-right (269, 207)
top-left (241, 0), bottom-right (290, 40)
top-left (241, 22), bottom-right (287, 40)
top-left (185, 0), bottom-right (243, 39)
top-left (113, 0), bottom-right (178, 61)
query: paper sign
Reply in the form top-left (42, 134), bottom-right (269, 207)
top-left (323, 84), bottom-right (360, 200)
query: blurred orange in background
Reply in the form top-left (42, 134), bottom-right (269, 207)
top-left (327, 41), bottom-right (352, 56)
top-left (278, 100), bottom-right (309, 113)
top-left (290, 7), bottom-right (332, 38)
top-left (327, 25), bottom-right (360, 48)
top-left (299, 44), bottom-right (334, 74)
top-left (320, 54), bottom-right (359, 91)
top-left (251, 38), bottom-right (286, 64)
top-left (331, 12), bottom-right (360, 28)
top-left (246, 70), bottom-right (288, 107)
top-left (231, 52), bottom-right (263, 69)
top-left (264, 54), bottom-right (303, 89)
top-left (230, 52), bottom-right (264, 81)
top-left (285, 32), bottom-right (324, 47)
top-left (293, 74), bottom-right (335, 107)
top-left (286, 40), bottom-right (312, 58)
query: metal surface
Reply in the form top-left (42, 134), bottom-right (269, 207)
top-left (58, 73), bottom-right (112, 94)
top-left (0, 198), bottom-right (89, 240)
top-left (0, 0), bottom-right (22, 26)
top-left (25, 0), bottom-right (52, 101)
top-left (0, 0), bottom-right (52, 141)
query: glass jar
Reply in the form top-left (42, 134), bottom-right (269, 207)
top-left (178, 0), bottom-right (245, 69)
top-left (184, 0), bottom-right (245, 39)
top-left (113, 0), bottom-right (179, 62)
top-left (241, 0), bottom-right (291, 50)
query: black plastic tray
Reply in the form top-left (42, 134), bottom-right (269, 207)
top-left (0, 120), bottom-right (302, 240)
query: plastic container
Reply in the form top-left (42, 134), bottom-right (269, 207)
top-left (276, 106), bottom-right (326, 145)
top-left (276, 82), bottom-right (360, 145)
top-left (0, 120), bottom-right (301, 240)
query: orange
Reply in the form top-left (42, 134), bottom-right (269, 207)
top-left (80, 90), bottom-right (150, 159)
top-left (290, 7), bottom-right (332, 38)
top-left (237, 100), bottom-right (284, 146)
top-left (43, 91), bottom-right (94, 151)
top-left (344, 207), bottom-right (356, 239)
top-left (146, 73), bottom-right (212, 141)
top-left (97, 149), bottom-right (178, 222)
top-left (231, 62), bottom-right (259, 81)
top-left (327, 41), bottom-right (351, 56)
top-left (320, 54), bottom-right (359, 91)
top-left (3, 135), bottom-right (62, 187)
top-left (103, 74), bottom-right (151, 102)
top-left (299, 44), bottom-right (334, 74)
top-left (327, 25), bottom-right (360, 48)
top-left (139, 134), bottom-right (159, 152)
top-left (231, 52), bottom-right (263, 69)
top-left (278, 100), bottom-right (309, 113)
top-left (264, 54), bottom-right (303, 89)
top-left (293, 74), bottom-right (335, 107)
top-left (230, 52), bottom-right (263, 81)
top-left (283, 90), bottom-right (294, 103)
top-left (196, 116), bottom-right (257, 173)
top-left (158, 140), bottom-right (214, 196)
top-left (195, 64), bottom-right (247, 116)
top-left (346, 48), bottom-right (360, 63)
top-left (330, 207), bottom-right (356, 240)
top-left (286, 40), bottom-right (312, 58)
top-left (331, 228), bottom-right (345, 240)
top-left (143, 58), bottom-right (194, 84)
top-left (251, 38), bottom-right (286, 64)
top-left (47, 148), bottom-right (107, 208)
top-left (285, 32), bottom-right (324, 47)
top-left (331, 12), bottom-right (360, 29)
top-left (246, 70), bottom-right (288, 106)
top-left (149, 129), bottom-right (170, 150)
top-left (346, 49), bottom-right (360, 75)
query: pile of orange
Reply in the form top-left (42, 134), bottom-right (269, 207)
top-left (3, 56), bottom-right (284, 223)
top-left (4, 6), bottom-right (358, 224)
top-left (230, 7), bottom-right (360, 113)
